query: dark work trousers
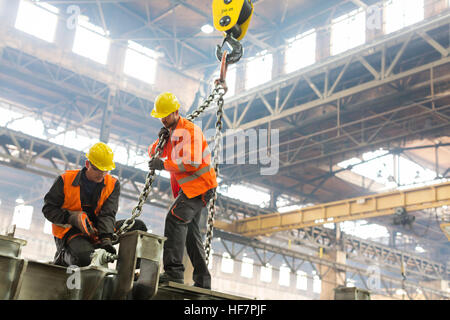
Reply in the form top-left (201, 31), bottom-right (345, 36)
top-left (163, 189), bottom-right (214, 289)
top-left (54, 219), bottom-right (147, 267)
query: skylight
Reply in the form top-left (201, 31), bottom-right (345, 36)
top-left (72, 19), bottom-right (110, 65)
top-left (15, 0), bottom-right (59, 43)
top-left (384, 0), bottom-right (424, 34)
top-left (337, 149), bottom-right (438, 189)
top-left (245, 50), bottom-right (273, 90)
top-left (285, 29), bottom-right (316, 73)
top-left (124, 41), bottom-right (158, 85)
top-left (330, 9), bottom-right (366, 55)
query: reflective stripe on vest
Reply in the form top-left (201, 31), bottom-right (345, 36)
top-left (52, 170), bottom-right (117, 239)
top-left (176, 146), bottom-right (212, 172)
top-left (177, 165), bottom-right (212, 185)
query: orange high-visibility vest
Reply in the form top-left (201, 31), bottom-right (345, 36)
top-left (149, 117), bottom-right (217, 198)
top-left (52, 170), bottom-right (117, 239)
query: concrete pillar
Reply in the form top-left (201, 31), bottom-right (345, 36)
top-left (316, 28), bottom-right (330, 63)
top-left (366, 3), bottom-right (384, 43)
top-left (0, 0), bottom-right (20, 27)
top-left (271, 49), bottom-right (285, 81)
top-left (54, 7), bottom-right (76, 52)
top-left (319, 249), bottom-right (347, 300)
top-left (268, 191), bottom-right (280, 211)
top-left (107, 41), bottom-right (127, 76)
top-left (236, 62), bottom-right (246, 92)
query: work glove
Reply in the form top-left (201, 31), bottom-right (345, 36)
top-left (67, 211), bottom-right (97, 238)
top-left (100, 237), bottom-right (116, 255)
top-left (158, 127), bottom-right (170, 140)
top-left (148, 157), bottom-right (165, 171)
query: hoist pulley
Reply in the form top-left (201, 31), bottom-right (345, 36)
top-left (212, 0), bottom-right (253, 64)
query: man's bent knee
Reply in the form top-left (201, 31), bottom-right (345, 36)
top-left (74, 251), bottom-right (93, 267)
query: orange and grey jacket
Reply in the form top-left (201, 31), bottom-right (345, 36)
top-left (149, 116), bottom-right (218, 199)
top-left (42, 168), bottom-right (119, 240)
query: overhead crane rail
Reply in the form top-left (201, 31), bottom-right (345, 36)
top-left (216, 181), bottom-right (450, 237)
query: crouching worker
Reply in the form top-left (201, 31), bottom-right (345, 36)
top-left (42, 142), bottom-right (147, 267)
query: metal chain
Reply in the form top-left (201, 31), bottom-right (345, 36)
top-left (113, 80), bottom-right (226, 243)
top-left (204, 86), bottom-right (225, 267)
top-left (113, 134), bottom-right (168, 242)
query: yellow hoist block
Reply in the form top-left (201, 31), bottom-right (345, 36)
top-left (212, 0), bottom-right (254, 41)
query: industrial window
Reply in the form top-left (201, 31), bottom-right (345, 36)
top-left (72, 19), bottom-right (110, 65)
top-left (278, 264), bottom-right (291, 287)
top-left (12, 203), bottom-right (33, 230)
top-left (245, 50), bottom-right (273, 90)
top-left (312, 273), bottom-right (321, 294)
top-left (14, 0), bottom-right (59, 43)
top-left (384, 0), bottom-right (424, 34)
top-left (108, 143), bottom-right (129, 166)
top-left (337, 149), bottom-right (437, 190)
top-left (225, 65), bottom-right (237, 96)
top-left (240, 256), bottom-right (254, 278)
top-left (221, 252), bottom-right (234, 273)
top-left (43, 219), bottom-right (52, 235)
top-left (296, 271), bottom-right (308, 290)
top-left (340, 220), bottom-right (389, 241)
top-left (124, 41), bottom-right (158, 85)
top-left (260, 263), bottom-right (272, 283)
top-left (330, 9), bottom-right (366, 56)
top-left (217, 183), bottom-right (271, 208)
top-left (285, 29), bottom-right (316, 73)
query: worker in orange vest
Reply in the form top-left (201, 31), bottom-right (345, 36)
top-left (148, 92), bottom-right (217, 289)
top-left (42, 142), bottom-right (147, 267)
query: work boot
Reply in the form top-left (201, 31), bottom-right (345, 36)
top-left (193, 282), bottom-right (211, 290)
top-left (158, 272), bottom-right (184, 285)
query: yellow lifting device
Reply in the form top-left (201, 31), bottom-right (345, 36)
top-left (212, 0), bottom-right (254, 64)
top-left (216, 181), bottom-right (450, 237)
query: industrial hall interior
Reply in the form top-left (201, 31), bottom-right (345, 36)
top-left (0, 0), bottom-right (449, 301)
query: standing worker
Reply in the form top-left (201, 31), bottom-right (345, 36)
top-left (148, 92), bottom-right (217, 289)
top-left (43, 142), bottom-right (147, 267)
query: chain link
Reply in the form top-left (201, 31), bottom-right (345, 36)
top-left (204, 88), bottom-right (225, 267)
top-left (113, 81), bottom-right (227, 245)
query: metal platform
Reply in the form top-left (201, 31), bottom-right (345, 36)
top-left (154, 281), bottom-right (252, 300)
top-left (0, 230), bottom-right (251, 300)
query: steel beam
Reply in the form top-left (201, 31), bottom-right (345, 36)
top-left (218, 181), bottom-right (450, 237)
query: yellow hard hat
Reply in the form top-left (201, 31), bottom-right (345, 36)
top-left (86, 142), bottom-right (115, 171)
top-left (151, 92), bottom-right (180, 118)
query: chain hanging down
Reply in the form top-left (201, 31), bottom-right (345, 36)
top-left (113, 133), bottom-right (168, 242)
top-left (114, 53), bottom-right (228, 244)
